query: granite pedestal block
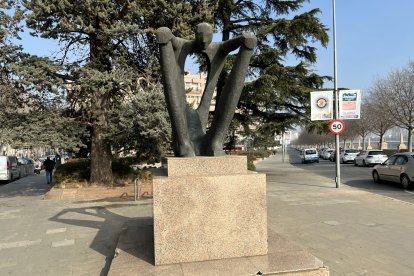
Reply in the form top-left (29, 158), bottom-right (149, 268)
top-left (153, 156), bottom-right (268, 265)
top-left (153, 156), bottom-right (267, 265)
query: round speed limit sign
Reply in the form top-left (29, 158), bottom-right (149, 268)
top-left (329, 120), bottom-right (346, 135)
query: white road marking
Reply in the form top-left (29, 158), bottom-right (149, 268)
top-left (52, 239), bottom-right (75, 247)
top-left (0, 262), bottom-right (17, 268)
top-left (0, 209), bottom-right (21, 219)
top-left (323, 221), bottom-right (341, 226)
top-left (2, 233), bottom-right (18, 241)
top-left (46, 228), bottom-right (67, 234)
top-left (0, 239), bottom-right (41, 250)
top-left (404, 190), bottom-right (414, 195)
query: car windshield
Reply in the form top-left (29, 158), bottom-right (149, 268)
top-left (368, 151), bottom-right (384, 155)
top-left (306, 150), bottom-right (316, 154)
top-left (346, 150), bottom-right (359, 153)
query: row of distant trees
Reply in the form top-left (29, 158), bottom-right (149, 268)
top-left (1, 1), bottom-right (330, 184)
top-left (296, 61), bottom-right (414, 151)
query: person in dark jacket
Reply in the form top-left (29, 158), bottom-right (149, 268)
top-left (43, 157), bottom-right (55, 184)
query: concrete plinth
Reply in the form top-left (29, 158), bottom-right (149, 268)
top-left (153, 156), bottom-right (268, 265)
top-left (108, 219), bottom-right (329, 276)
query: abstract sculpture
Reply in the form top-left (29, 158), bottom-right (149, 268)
top-left (156, 23), bottom-right (256, 156)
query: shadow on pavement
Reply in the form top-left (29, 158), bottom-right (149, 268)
top-left (345, 178), bottom-right (408, 192)
top-left (74, 197), bottom-right (153, 205)
top-left (49, 204), bottom-right (151, 276)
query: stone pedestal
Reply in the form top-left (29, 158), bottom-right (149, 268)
top-left (153, 156), bottom-right (268, 265)
top-left (398, 144), bottom-right (407, 150)
top-left (398, 132), bottom-right (407, 150)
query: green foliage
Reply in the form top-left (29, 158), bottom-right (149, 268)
top-left (105, 81), bottom-right (172, 163)
top-left (211, 0), bottom-right (330, 133)
top-left (54, 157), bottom-right (139, 186)
top-left (2, 0), bottom-right (330, 184)
top-left (54, 159), bottom-right (91, 183)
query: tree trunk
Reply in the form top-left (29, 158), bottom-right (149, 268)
top-left (408, 127), bottom-right (413, 152)
top-left (89, 33), bottom-right (113, 184)
top-left (90, 121), bottom-right (113, 184)
top-left (379, 133), bottom-right (384, 150)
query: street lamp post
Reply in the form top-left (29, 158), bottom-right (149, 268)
top-left (333, 0), bottom-right (341, 188)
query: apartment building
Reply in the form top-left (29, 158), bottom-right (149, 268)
top-left (184, 71), bottom-right (215, 111)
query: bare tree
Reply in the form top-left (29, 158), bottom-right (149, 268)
top-left (364, 98), bottom-right (394, 149)
top-left (372, 61), bottom-right (414, 151)
top-left (341, 120), bottom-right (367, 149)
top-left (350, 104), bottom-right (372, 149)
top-left (295, 129), bottom-right (334, 148)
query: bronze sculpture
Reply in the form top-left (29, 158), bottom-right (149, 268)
top-left (157, 23), bottom-right (256, 157)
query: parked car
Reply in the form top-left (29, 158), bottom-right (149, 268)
top-left (17, 157), bottom-right (35, 177)
top-left (354, 150), bottom-right (388, 167)
top-left (318, 148), bottom-right (328, 158)
top-left (17, 158), bottom-right (28, 178)
top-left (340, 149), bottom-right (360, 164)
top-left (322, 149), bottom-right (334, 160)
top-left (0, 156), bottom-right (20, 182)
top-left (301, 148), bottom-right (319, 164)
top-left (372, 152), bottom-right (414, 189)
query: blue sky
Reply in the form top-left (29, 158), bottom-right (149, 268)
top-left (19, 0), bottom-right (414, 93)
top-left (299, 0), bottom-right (414, 92)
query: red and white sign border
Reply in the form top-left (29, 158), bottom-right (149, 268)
top-left (329, 119), bottom-right (346, 135)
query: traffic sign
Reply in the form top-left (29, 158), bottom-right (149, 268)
top-left (329, 119), bottom-right (346, 135)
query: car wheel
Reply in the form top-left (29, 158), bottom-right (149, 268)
top-left (340, 158), bottom-right (343, 164)
top-left (316, 160), bottom-right (319, 163)
top-left (363, 160), bottom-right (367, 167)
top-left (354, 161), bottom-right (358, 166)
top-left (401, 174), bottom-right (412, 189)
top-left (372, 170), bottom-right (381, 183)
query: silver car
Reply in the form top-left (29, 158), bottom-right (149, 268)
top-left (340, 149), bottom-right (360, 164)
top-left (354, 150), bottom-right (388, 167)
top-left (372, 152), bottom-right (414, 189)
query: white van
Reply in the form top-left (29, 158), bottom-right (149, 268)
top-left (0, 156), bottom-right (20, 182)
top-left (301, 148), bottom-right (319, 164)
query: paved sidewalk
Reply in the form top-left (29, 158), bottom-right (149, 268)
top-left (0, 173), bottom-right (152, 275)
top-left (257, 149), bottom-right (414, 275)
top-left (1, 153), bottom-right (414, 275)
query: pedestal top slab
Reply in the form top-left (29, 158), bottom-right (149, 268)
top-left (164, 155), bottom-right (248, 177)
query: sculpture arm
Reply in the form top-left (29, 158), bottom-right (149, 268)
top-left (156, 27), bottom-right (174, 44)
top-left (220, 34), bottom-right (257, 54)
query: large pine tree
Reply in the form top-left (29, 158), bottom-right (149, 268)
top-left (21, 0), bottom-right (213, 184)
top-left (210, 0), bottom-right (330, 134)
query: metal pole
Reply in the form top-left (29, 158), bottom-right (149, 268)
top-left (282, 131), bottom-right (285, 163)
top-left (333, 0), bottom-right (340, 188)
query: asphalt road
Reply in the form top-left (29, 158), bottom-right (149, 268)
top-left (289, 148), bottom-right (414, 204)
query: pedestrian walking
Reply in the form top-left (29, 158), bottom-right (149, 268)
top-left (43, 156), bottom-right (55, 184)
top-left (34, 159), bottom-right (42, 174)
top-left (54, 153), bottom-right (62, 168)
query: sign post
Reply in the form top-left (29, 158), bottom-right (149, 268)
top-left (332, 0), bottom-right (341, 188)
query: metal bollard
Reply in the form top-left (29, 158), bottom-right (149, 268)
top-left (134, 178), bottom-right (139, 201)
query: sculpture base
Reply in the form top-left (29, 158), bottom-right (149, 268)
top-left (108, 219), bottom-right (329, 276)
top-left (153, 156), bottom-right (268, 265)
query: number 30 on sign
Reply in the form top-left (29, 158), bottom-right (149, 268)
top-left (329, 120), bottom-right (346, 135)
